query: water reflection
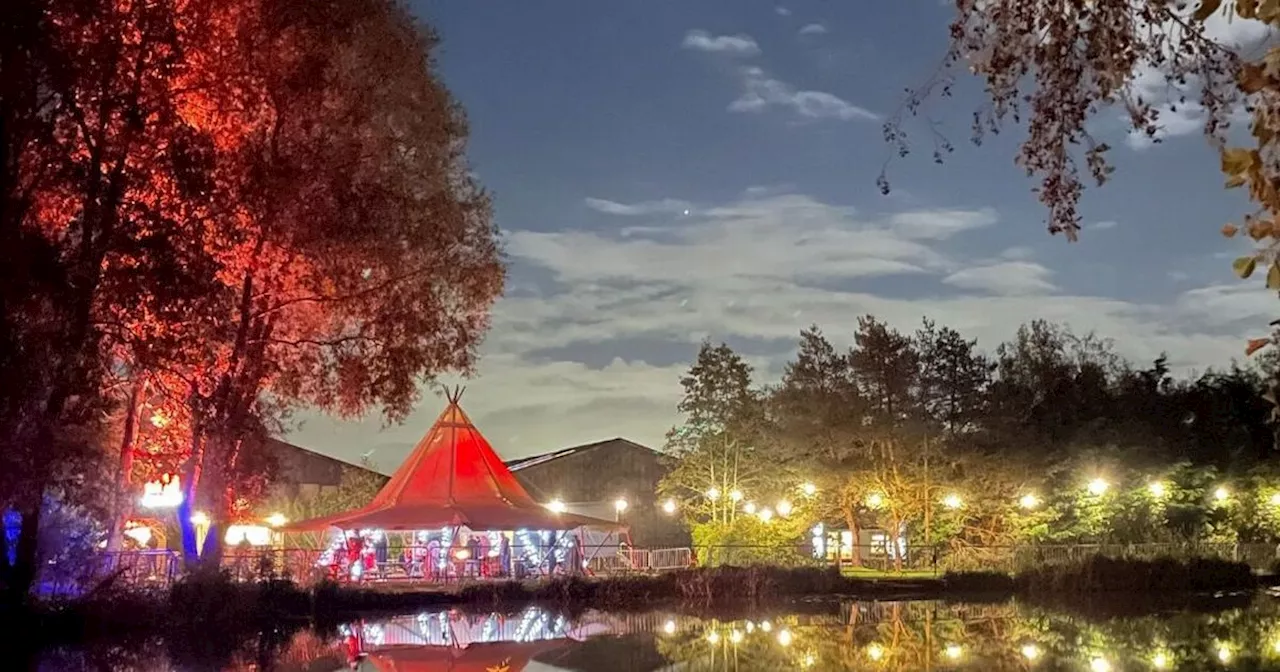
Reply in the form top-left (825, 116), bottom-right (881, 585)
top-left (34, 596), bottom-right (1280, 670)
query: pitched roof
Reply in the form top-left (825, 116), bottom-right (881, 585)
top-left (505, 437), bottom-right (657, 472)
top-left (285, 401), bottom-right (618, 532)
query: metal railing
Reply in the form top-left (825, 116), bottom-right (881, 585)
top-left (36, 549), bottom-right (182, 597)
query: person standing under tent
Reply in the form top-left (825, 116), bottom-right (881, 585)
top-left (498, 534), bottom-right (511, 578)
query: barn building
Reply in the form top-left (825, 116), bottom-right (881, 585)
top-left (505, 438), bottom-right (689, 547)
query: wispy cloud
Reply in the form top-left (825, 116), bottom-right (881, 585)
top-left (584, 197), bottom-right (692, 216)
top-left (681, 29), bottom-right (761, 56)
top-left (1090, 220), bottom-right (1119, 230)
top-left (729, 67), bottom-right (879, 121)
top-left (776, 6), bottom-right (791, 16)
top-left (798, 23), bottom-right (828, 36)
top-left (943, 261), bottom-right (1057, 295)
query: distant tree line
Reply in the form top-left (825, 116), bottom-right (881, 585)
top-left (660, 317), bottom-right (1280, 565)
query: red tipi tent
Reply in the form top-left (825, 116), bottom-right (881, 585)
top-left (286, 393), bottom-right (617, 532)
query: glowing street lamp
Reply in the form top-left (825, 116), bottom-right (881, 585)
top-left (1151, 651), bottom-right (1171, 669)
top-left (547, 499), bottom-right (567, 513)
top-left (743, 502), bottom-right (757, 515)
top-left (729, 489), bottom-right (744, 503)
top-left (1148, 481), bottom-right (1167, 498)
top-left (758, 507), bottom-right (774, 522)
top-left (614, 498), bottom-right (629, 513)
top-left (1087, 478), bottom-right (1109, 496)
top-left (1214, 487), bottom-right (1230, 503)
top-left (943, 644), bottom-right (963, 661)
top-left (706, 487), bottom-right (721, 501)
top-left (777, 630), bottom-right (793, 647)
top-left (663, 620), bottom-right (676, 635)
top-left (866, 493), bottom-right (884, 509)
top-left (1270, 492), bottom-right (1280, 507)
top-left (942, 494), bottom-right (963, 510)
top-left (662, 499), bottom-right (677, 514)
top-left (866, 643), bottom-right (885, 661)
top-left (776, 499), bottom-right (793, 517)
top-left (1021, 644), bottom-right (1041, 662)
top-left (265, 512), bottom-right (288, 528)
top-left (801, 482), bottom-right (817, 496)
top-left (1019, 493), bottom-right (1041, 510)
top-left (1089, 657), bottom-right (1112, 672)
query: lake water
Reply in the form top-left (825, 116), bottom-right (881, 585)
top-left (34, 593), bottom-right (1280, 670)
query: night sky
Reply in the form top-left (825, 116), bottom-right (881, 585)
top-left (290, 1), bottom-right (1272, 472)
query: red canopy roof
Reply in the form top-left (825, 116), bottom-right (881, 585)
top-left (286, 400), bottom-right (618, 532)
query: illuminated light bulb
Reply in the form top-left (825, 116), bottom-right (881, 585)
top-left (1152, 652), bottom-right (1169, 669)
top-left (866, 642), bottom-right (884, 661)
top-left (729, 489), bottom-right (744, 502)
top-left (1148, 481), bottom-right (1167, 498)
top-left (802, 482), bottom-right (817, 496)
top-left (123, 525), bottom-right (152, 546)
top-left (1218, 646), bottom-right (1232, 663)
top-left (1270, 492), bottom-right (1280, 506)
top-left (265, 512), bottom-right (287, 528)
top-left (866, 493), bottom-right (884, 509)
top-left (663, 620), bottom-right (676, 634)
top-left (1019, 493), bottom-right (1041, 509)
top-left (1087, 478), bottom-right (1109, 496)
top-left (729, 629), bottom-right (743, 644)
top-left (706, 488), bottom-right (721, 501)
top-left (1273, 638), bottom-right (1280, 654)
top-left (745, 621), bottom-right (754, 633)
top-left (759, 507), bottom-right (774, 522)
top-left (942, 494), bottom-right (963, 510)
top-left (777, 500), bottom-right (793, 516)
top-left (760, 620), bottom-right (772, 633)
top-left (662, 499), bottom-right (677, 514)
top-left (1214, 487), bottom-right (1230, 503)
top-left (453, 548), bottom-right (471, 560)
top-left (547, 499), bottom-right (567, 513)
top-left (1089, 657), bottom-right (1111, 672)
top-left (944, 644), bottom-right (963, 660)
top-left (1021, 643), bottom-right (1041, 661)
top-left (614, 498), bottom-right (629, 513)
top-left (802, 653), bottom-right (816, 667)
top-left (744, 502), bottom-right (757, 515)
top-left (707, 631), bottom-right (720, 644)
top-left (777, 629), bottom-right (793, 647)
top-left (190, 511), bottom-right (210, 526)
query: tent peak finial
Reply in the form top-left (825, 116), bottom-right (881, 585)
top-left (445, 385), bottom-right (466, 405)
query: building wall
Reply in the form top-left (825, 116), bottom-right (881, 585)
top-left (511, 440), bottom-right (690, 547)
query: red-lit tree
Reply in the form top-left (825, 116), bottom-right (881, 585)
top-left (1, 0), bottom-right (502, 591)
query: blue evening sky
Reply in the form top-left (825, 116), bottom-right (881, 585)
top-left (291, 1), bottom-right (1271, 471)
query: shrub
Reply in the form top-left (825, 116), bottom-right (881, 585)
top-left (1015, 556), bottom-right (1255, 595)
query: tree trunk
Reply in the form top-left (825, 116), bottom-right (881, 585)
top-left (179, 426), bottom-right (206, 568)
top-left (106, 380), bottom-right (143, 553)
top-left (843, 506), bottom-right (861, 567)
top-left (9, 489), bottom-right (41, 604)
